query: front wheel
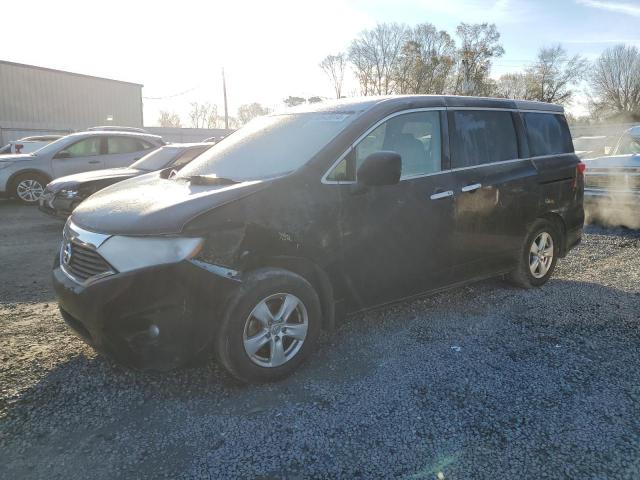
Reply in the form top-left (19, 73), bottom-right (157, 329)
top-left (508, 219), bottom-right (560, 288)
top-left (12, 173), bottom-right (48, 204)
top-left (216, 268), bottom-right (322, 383)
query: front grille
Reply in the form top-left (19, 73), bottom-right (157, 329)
top-left (62, 239), bottom-right (114, 282)
top-left (585, 173), bottom-right (640, 190)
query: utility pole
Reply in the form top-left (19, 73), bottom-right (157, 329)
top-left (222, 68), bottom-right (229, 129)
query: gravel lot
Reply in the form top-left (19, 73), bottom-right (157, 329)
top-left (1, 201), bottom-right (639, 479)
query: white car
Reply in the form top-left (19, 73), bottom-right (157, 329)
top-left (0, 135), bottom-right (63, 155)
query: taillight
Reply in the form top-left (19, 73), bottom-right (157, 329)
top-left (572, 162), bottom-right (586, 189)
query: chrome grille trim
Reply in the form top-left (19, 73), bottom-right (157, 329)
top-left (60, 221), bottom-right (115, 285)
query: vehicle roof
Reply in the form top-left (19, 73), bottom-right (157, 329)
top-left (87, 126), bottom-right (149, 132)
top-left (162, 142), bottom-right (213, 149)
top-left (63, 130), bottom-right (163, 141)
top-left (19, 135), bottom-right (63, 141)
top-left (279, 95), bottom-right (564, 115)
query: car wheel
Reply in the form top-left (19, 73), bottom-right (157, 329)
top-left (12, 173), bottom-right (48, 205)
top-left (508, 219), bottom-right (560, 288)
top-left (216, 268), bottom-right (321, 383)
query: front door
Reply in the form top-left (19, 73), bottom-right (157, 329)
top-left (326, 109), bottom-right (457, 310)
top-left (51, 137), bottom-right (104, 178)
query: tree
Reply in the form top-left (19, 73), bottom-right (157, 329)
top-left (495, 72), bottom-right (535, 100)
top-left (590, 44), bottom-right (640, 118)
top-left (283, 96), bottom-right (306, 108)
top-left (237, 103), bottom-right (270, 125)
top-left (307, 96), bottom-right (323, 103)
top-left (454, 23), bottom-right (504, 96)
top-left (348, 23), bottom-right (409, 95)
top-left (158, 110), bottom-right (182, 128)
top-left (188, 102), bottom-right (213, 128)
top-left (526, 45), bottom-right (587, 105)
top-left (320, 54), bottom-right (347, 99)
top-left (206, 104), bottom-right (219, 128)
top-left (394, 23), bottom-right (456, 94)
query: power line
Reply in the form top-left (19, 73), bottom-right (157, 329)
top-left (142, 86), bottom-right (200, 100)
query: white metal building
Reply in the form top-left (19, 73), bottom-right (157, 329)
top-left (0, 60), bottom-right (143, 144)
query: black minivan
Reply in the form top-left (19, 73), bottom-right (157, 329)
top-left (53, 96), bottom-right (584, 382)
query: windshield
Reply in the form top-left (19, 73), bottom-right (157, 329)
top-left (130, 147), bottom-right (178, 171)
top-left (178, 112), bottom-right (358, 181)
top-left (615, 134), bottom-right (640, 155)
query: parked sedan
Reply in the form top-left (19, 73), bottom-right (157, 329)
top-left (39, 143), bottom-right (212, 218)
top-left (584, 126), bottom-right (640, 228)
top-left (0, 135), bottom-right (64, 155)
top-left (0, 130), bottom-right (164, 204)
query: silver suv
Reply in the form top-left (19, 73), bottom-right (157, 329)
top-left (0, 130), bottom-right (164, 204)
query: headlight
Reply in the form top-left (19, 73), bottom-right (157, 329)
top-left (97, 236), bottom-right (204, 273)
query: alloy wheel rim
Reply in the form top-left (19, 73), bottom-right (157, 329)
top-left (16, 179), bottom-right (44, 202)
top-left (242, 293), bottom-right (309, 368)
top-left (529, 232), bottom-right (554, 279)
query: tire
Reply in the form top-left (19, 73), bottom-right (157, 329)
top-left (12, 172), bottom-right (48, 205)
top-left (216, 268), bottom-right (322, 383)
top-left (508, 219), bottom-right (560, 288)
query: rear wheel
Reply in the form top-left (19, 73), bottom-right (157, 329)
top-left (216, 268), bottom-right (321, 383)
top-left (12, 173), bottom-right (48, 204)
top-left (509, 219), bottom-right (560, 288)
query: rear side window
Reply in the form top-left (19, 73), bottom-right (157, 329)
top-left (523, 113), bottom-right (573, 157)
top-left (107, 137), bottom-right (149, 154)
top-left (450, 110), bottom-right (519, 168)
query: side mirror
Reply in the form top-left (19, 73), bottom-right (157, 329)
top-left (55, 151), bottom-right (71, 159)
top-left (356, 151), bottom-right (401, 187)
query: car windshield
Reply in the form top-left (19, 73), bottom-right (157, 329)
top-left (616, 134), bottom-right (640, 155)
top-left (130, 147), bottom-right (179, 171)
top-left (177, 111), bottom-right (358, 181)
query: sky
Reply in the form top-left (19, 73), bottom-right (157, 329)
top-left (2, 0), bottom-right (639, 124)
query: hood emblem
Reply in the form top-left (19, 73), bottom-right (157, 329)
top-left (62, 241), bottom-right (73, 266)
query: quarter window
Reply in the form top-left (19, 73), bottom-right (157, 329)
top-left (327, 110), bottom-right (442, 181)
top-left (450, 110), bottom-right (518, 168)
top-left (523, 112), bottom-right (573, 157)
top-left (107, 137), bottom-right (149, 154)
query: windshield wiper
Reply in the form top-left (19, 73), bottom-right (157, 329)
top-left (183, 174), bottom-right (239, 186)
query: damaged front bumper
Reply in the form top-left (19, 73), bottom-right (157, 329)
top-left (52, 255), bottom-right (241, 370)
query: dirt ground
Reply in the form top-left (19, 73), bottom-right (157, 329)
top-left (1, 200), bottom-right (639, 479)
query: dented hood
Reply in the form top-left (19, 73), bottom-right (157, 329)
top-left (47, 168), bottom-right (144, 191)
top-left (70, 174), bottom-right (269, 235)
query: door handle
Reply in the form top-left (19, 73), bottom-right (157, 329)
top-left (461, 183), bottom-right (481, 192)
top-left (88, 160), bottom-right (100, 164)
top-left (430, 190), bottom-right (454, 200)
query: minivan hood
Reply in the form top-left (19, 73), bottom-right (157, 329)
top-left (47, 168), bottom-right (143, 191)
top-left (71, 174), bottom-right (269, 235)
